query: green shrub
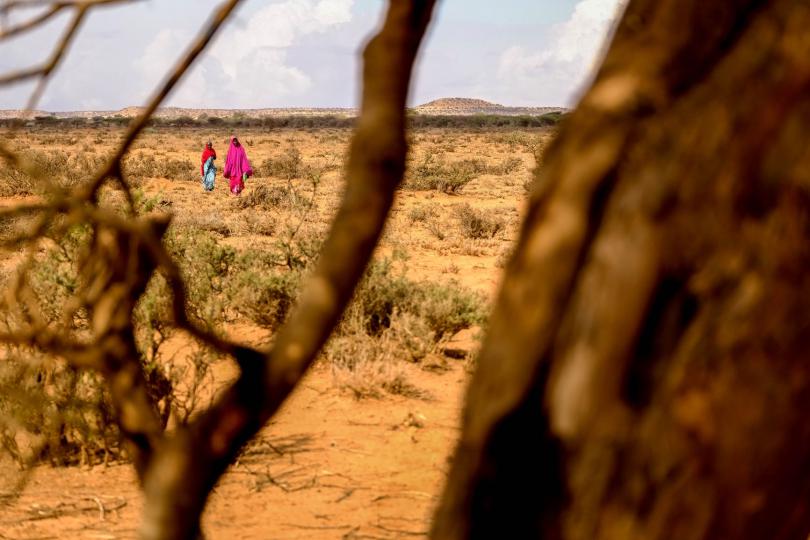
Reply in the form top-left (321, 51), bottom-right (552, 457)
top-left (416, 282), bottom-right (485, 339)
top-left (0, 224), bottom-right (173, 467)
top-left (347, 258), bottom-right (485, 340)
top-left (230, 269), bottom-right (301, 330)
top-left (133, 188), bottom-right (172, 214)
top-left (274, 224), bottom-right (324, 270)
top-left (164, 227), bottom-right (235, 326)
top-left (351, 259), bottom-right (413, 335)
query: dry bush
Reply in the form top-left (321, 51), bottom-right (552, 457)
top-left (230, 267), bottom-right (301, 330)
top-left (417, 281), bottom-right (485, 339)
top-left (327, 313), bottom-right (432, 400)
top-left (348, 258), bottom-right (485, 340)
top-left (407, 202), bottom-right (440, 224)
top-left (349, 259), bottom-right (414, 335)
top-left (486, 156), bottom-right (523, 176)
top-left (122, 153), bottom-right (198, 182)
top-left (0, 355), bottom-right (121, 466)
top-left (0, 226), bottom-right (173, 467)
top-left (274, 221), bottom-right (325, 269)
top-left (144, 225), bottom-right (481, 345)
top-left (385, 311), bottom-right (436, 362)
top-left (0, 213), bottom-right (32, 245)
top-left (164, 227), bottom-right (236, 327)
top-left (160, 234), bottom-right (299, 331)
top-left (0, 150), bottom-right (106, 195)
top-left (181, 214), bottom-right (233, 237)
top-left (404, 152), bottom-right (487, 194)
top-left (243, 213), bottom-right (276, 236)
top-left (454, 203), bottom-right (505, 239)
top-left (492, 131), bottom-right (531, 149)
top-left (259, 146), bottom-right (303, 179)
top-left (133, 189), bottom-right (172, 214)
top-left (327, 331), bottom-right (415, 399)
top-left (447, 238), bottom-right (493, 257)
top-left (425, 215), bottom-right (447, 240)
top-left (234, 183), bottom-right (296, 210)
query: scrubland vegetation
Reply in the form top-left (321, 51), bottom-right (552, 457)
top-left (0, 125), bottom-right (553, 467)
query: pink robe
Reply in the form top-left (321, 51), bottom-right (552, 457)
top-left (223, 138), bottom-right (253, 194)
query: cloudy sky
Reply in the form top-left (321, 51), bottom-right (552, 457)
top-left (0, 0), bottom-right (625, 111)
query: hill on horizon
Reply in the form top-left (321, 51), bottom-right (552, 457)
top-left (413, 97), bottom-right (565, 116)
top-left (416, 98), bottom-right (504, 109)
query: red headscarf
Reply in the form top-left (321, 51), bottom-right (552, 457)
top-left (201, 144), bottom-right (216, 175)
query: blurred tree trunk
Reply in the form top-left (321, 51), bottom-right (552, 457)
top-left (432, 0), bottom-right (810, 539)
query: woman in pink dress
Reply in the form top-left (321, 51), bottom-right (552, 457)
top-left (223, 136), bottom-right (253, 195)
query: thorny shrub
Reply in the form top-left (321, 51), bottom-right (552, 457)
top-left (407, 203), bottom-right (440, 224)
top-left (122, 153), bottom-right (198, 183)
top-left (404, 152), bottom-right (487, 194)
top-left (259, 146), bottom-right (303, 180)
top-left (0, 224), bottom-right (173, 466)
top-left (404, 151), bottom-right (522, 193)
top-left (454, 203), bottom-right (505, 239)
top-left (233, 183), bottom-right (311, 212)
top-left (0, 217), bottom-right (486, 466)
top-left (0, 150), bottom-right (106, 195)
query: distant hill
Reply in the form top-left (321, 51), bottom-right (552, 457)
top-left (0, 98), bottom-right (566, 121)
top-left (414, 97), bottom-right (565, 116)
top-left (418, 98), bottom-right (504, 110)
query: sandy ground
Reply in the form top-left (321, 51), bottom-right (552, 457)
top-left (0, 126), bottom-right (550, 538)
top-left (0, 360), bottom-right (468, 539)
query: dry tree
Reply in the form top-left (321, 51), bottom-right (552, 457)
top-left (2, 1), bottom-right (810, 540)
top-left (0, 0), bottom-right (438, 538)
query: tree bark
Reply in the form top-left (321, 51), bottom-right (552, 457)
top-left (432, 1), bottom-right (810, 538)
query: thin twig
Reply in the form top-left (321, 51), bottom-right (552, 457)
top-left (0, 4), bottom-right (61, 40)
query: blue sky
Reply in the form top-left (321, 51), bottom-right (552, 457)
top-left (0, 0), bottom-right (625, 111)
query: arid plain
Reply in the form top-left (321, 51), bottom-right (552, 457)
top-left (0, 122), bottom-right (553, 539)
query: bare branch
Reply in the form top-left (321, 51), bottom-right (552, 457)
top-left (0, 4), bottom-right (86, 87)
top-left (0, 3), bottom-right (61, 40)
top-left (23, 4), bottom-right (86, 110)
top-left (138, 1), bottom-right (438, 538)
top-left (0, 0), bottom-right (134, 14)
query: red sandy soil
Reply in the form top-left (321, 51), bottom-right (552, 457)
top-left (0, 358), bottom-right (469, 539)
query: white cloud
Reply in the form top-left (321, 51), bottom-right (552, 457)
top-left (495, 0), bottom-right (626, 106)
top-left (136, 0), bottom-right (354, 108)
top-left (135, 29), bottom-right (187, 85)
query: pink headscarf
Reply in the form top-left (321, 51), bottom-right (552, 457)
top-left (223, 137), bottom-right (253, 179)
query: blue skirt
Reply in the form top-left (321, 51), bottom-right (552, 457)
top-left (202, 156), bottom-right (216, 191)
